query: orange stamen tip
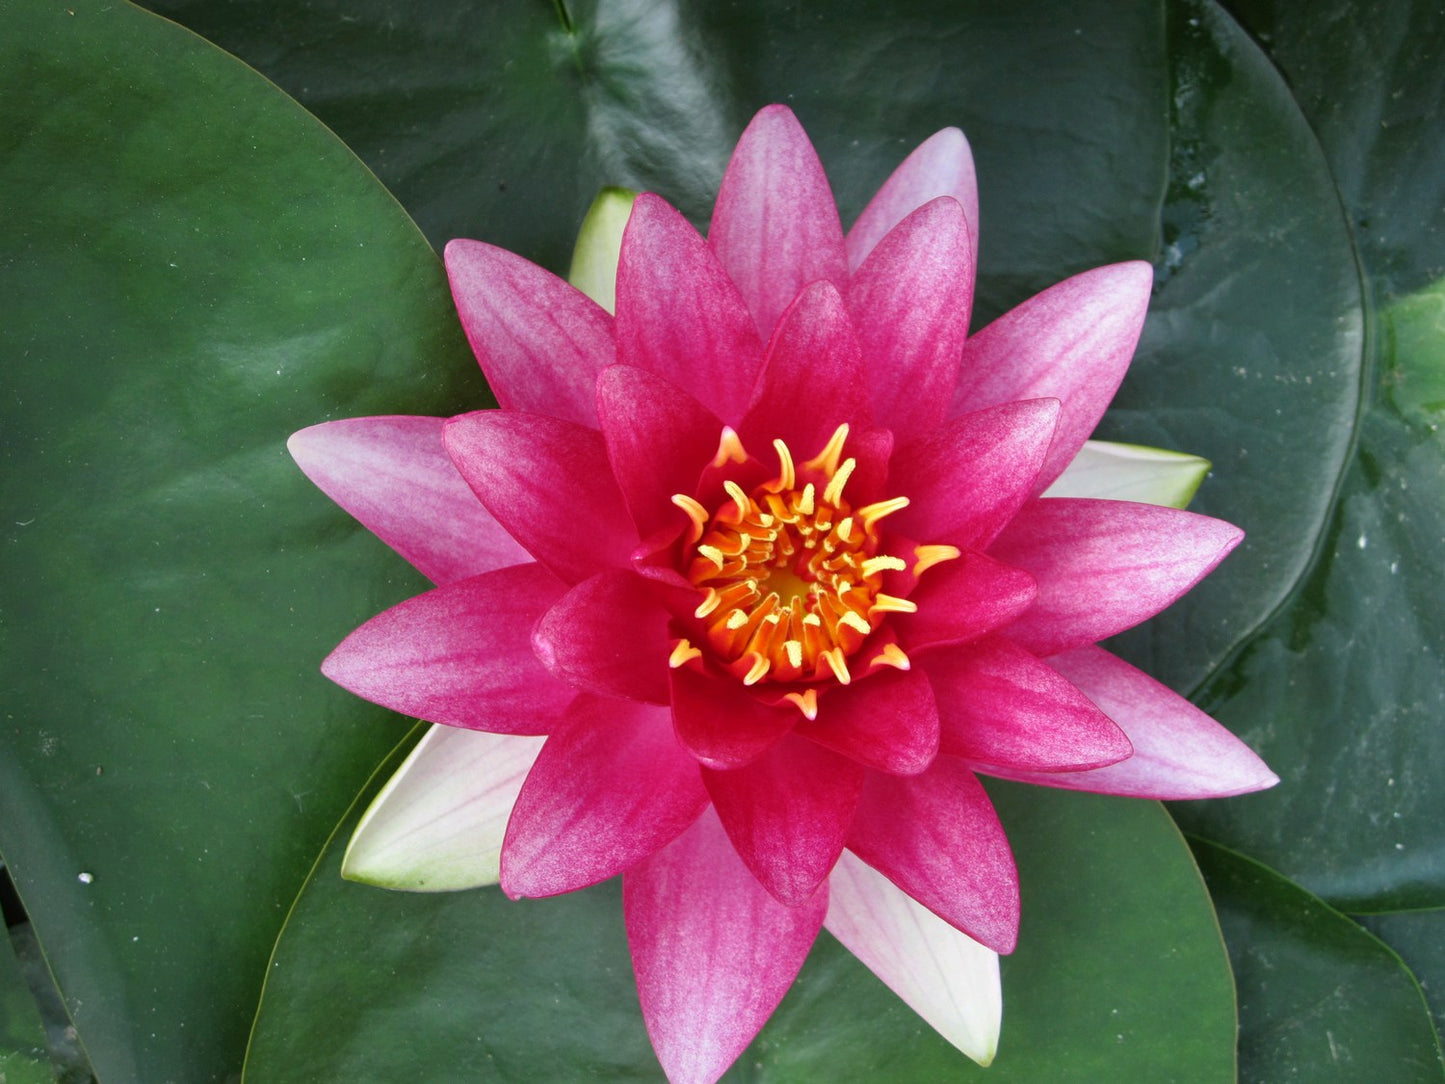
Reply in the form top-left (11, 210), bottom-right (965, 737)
top-left (783, 688), bottom-right (819, 721)
top-left (671, 493), bottom-right (709, 543)
top-left (871, 643), bottom-right (911, 671)
top-left (822, 647), bottom-right (852, 685)
top-left (870, 593), bottom-right (918, 615)
top-left (771, 439), bottom-right (797, 492)
top-left (859, 496), bottom-right (910, 531)
top-left (741, 652), bottom-right (770, 685)
top-left (803, 423), bottom-right (850, 475)
top-left (912, 544), bottom-right (962, 576)
top-left (839, 611), bottom-right (871, 637)
top-left (822, 457), bottom-right (857, 506)
top-left (712, 426), bottom-right (748, 468)
top-left (668, 639), bottom-right (702, 668)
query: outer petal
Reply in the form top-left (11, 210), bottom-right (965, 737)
top-left (616, 193), bottom-right (764, 423)
top-left (670, 666), bottom-right (796, 769)
top-left (847, 127), bottom-right (979, 272)
top-left (321, 564), bottom-right (571, 734)
top-left (625, 808), bottom-right (827, 1084)
top-left (983, 645), bottom-right (1279, 797)
top-left (288, 416), bottom-right (528, 586)
top-left (703, 735), bottom-right (864, 905)
top-left (952, 261), bottom-right (1153, 492)
top-left (532, 569), bottom-right (671, 703)
top-left (342, 726), bottom-right (544, 891)
top-left (1044, 439), bottom-right (1212, 509)
top-left (501, 696), bottom-right (707, 898)
top-left (847, 759), bottom-right (1019, 954)
top-left (848, 196), bottom-right (973, 436)
top-left (794, 666), bottom-right (940, 775)
top-left (825, 851), bottom-right (1001, 1066)
top-left (443, 410), bottom-right (637, 585)
top-left (444, 239), bottom-right (615, 427)
top-left (709, 104), bottom-right (849, 342)
top-left (921, 635), bottom-right (1131, 772)
top-left (893, 550), bottom-right (1037, 652)
top-left (567, 186), bottom-right (637, 315)
top-left (989, 497), bottom-right (1244, 656)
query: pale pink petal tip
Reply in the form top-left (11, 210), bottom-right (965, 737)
top-left (847, 126), bottom-right (979, 271)
top-left (342, 725), bottom-right (543, 891)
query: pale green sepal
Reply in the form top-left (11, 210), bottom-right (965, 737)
top-left (341, 725), bottom-right (545, 891)
top-left (1044, 439), bottom-right (1212, 509)
top-left (567, 186), bottom-right (639, 314)
top-left (1381, 277), bottom-right (1445, 417)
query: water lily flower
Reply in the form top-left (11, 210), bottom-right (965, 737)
top-left (290, 105), bottom-right (1277, 1084)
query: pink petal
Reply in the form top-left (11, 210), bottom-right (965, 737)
top-left (795, 667), bottom-right (940, 775)
top-left (739, 280), bottom-right (871, 457)
top-left (625, 808), bottom-right (827, 1084)
top-left (443, 410), bottom-right (637, 585)
top-left (670, 666), bottom-right (796, 769)
top-left (444, 239), bottom-right (615, 427)
top-left (847, 759), bottom-right (1019, 953)
top-left (342, 726), bottom-right (544, 891)
top-left (501, 696), bottom-right (707, 898)
top-left (615, 194), bottom-right (765, 424)
top-left (921, 636), bottom-right (1131, 772)
top-left (704, 735), bottom-right (864, 905)
top-left (709, 104), bottom-right (849, 342)
top-left (983, 645), bottom-right (1279, 798)
top-left (825, 851), bottom-right (1001, 1066)
top-left (288, 416), bottom-right (528, 586)
top-left (952, 261), bottom-right (1153, 491)
top-left (532, 569), bottom-right (671, 703)
top-left (848, 196), bottom-right (973, 436)
top-left (893, 550), bottom-right (1037, 651)
top-left (847, 127), bottom-right (979, 271)
top-left (889, 399), bottom-right (1060, 551)
top-left (989, 498), bottom-right (1244, 656)
top-left (321, 563), bottom-right (571, 734)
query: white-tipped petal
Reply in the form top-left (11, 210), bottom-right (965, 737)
top-left (342, 725), bottom-right (545, 891)
top-left (1045, 440), bottom-right (1212, 509)
top-left (567, 186), bottom-right (638, 314)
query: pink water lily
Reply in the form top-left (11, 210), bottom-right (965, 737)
top-left (291, 105), bottom-right (1277, 1083)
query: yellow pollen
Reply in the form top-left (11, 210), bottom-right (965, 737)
top-left (861, 555), bottom-right (907, 578)
top-left (668, 639), bottom-right (702, 668)
top-left (839, 611), bottom-right (871, 637)
top-left (912, 543), bottom-right (962, 576)
top-left (784, 639), bottom-right (804, 668)
top-left (858, 496), bottom-right (910, 531)
top-left (835, 517), bottom-right (854, 543)
top-left (712, 426), bottom-right (748, 467)
top-left (822, 457), bottom-right (857, 506)
top-left (803, 423), bottom-right (850, 475)
top-left (698, 544), bottom-right (725, 570)
top-left (797, 483), bottom-right (815, 516)
top-left (725, 609), bottom-right (749, 631)
top-left (870, 643), bottom-right (912, 671)
top-left (783, 688), bottom-right (819, 721)
top-left (671, 494), bottom-right (709, 543)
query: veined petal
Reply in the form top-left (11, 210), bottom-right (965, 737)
top-left (625, 808), bottom-right (827, 1084)
top-left (1045, 440), bottom-right (1212, 509)
top-left (709, 103), bottom-right (849, 342)
top-left (342, 726), bottom-right (544, 891)
top-left (847, 126), bottom-right (979, 272)
top-left (321, 563), bottom-right (571, 734)
top-left (893, 550), bottom-right (1037, 652)
top-left (983, 645), bottom-right (1279, 798)
top-left (616, 193), bottom-right (764, 423)
top-left (826, 851), bottom-right (1001, 1066)
top-left (795, 667), bottom-right (940, 775)
top-left (922, 635), bottom-right (1131, 772)
top-left (567, 186), bottom-right (638, 315)
top-left (847, 759), bottom-right (1019, 954)
top-left (532, 569), bottom-right (671, 704)
top-left (444, 239), bottom-right (615, 427)
top-left (704, 735), bottom-right (864, 905)
top-left (848, 196), bottom-right (972, 436)
top-left (443, 410), bottom-right (637, 585)
top-left (288, 416), bottom-right (528, 586)
top-left (989, 497), bottom-right (1244, 656)
top-left (501, 696), bottom-right (706, 898)
top-left (952, 261), bottom-right (1153, 492)
top-left (670, 666), bottom-right (796, 769)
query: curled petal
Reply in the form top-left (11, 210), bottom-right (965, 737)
top-left (342, 726), bottom-right (544, 891)
top-left (533, 569), bottom-right (672, 703)
top-left (795, 667), bottom-right (940, 775)
top-left (288, 416), bottom-right (528, 586)
top-left (626, 808), bottom-right (827, 1084)
top-left (670, 666), bottom-right (796, 769)
top-left (1044, 440), bottom-right (1211, 509)
top-left (322, 564), bottom-right (571, 734)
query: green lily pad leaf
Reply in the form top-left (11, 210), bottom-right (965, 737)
top-left (1359, 909), bottom-right (1445, 1041)
top-left (0, 922), bottom-right (55, 1084)
top-left (248, 773), bottom-right (1234, 1080)
top-left (0, 0), bottom-right (483, 1079)
top-left (1191, 840), bottom-right (1445, 1079)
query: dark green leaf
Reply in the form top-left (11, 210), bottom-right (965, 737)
top-left (0, 921), bottom-right (55, 1084)
top-left (1359, 909), bottom-right (1445, 1042)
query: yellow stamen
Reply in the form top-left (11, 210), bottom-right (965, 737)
top-left (771, 438), bottom-right (796, 492)
top-left (870, 593), bottom-right (918, 615)
top-left (668, 640), bottom-right (702, 668)
top-left (712, 426), bottom-right (748, 467)
top-left (694, 588), bottom-right (722, 619)
top-left (821, 647), bottom-right (852, 685)
top-left (870, 643), bottom-right (911, 671)
top-left (861, 555), bottom-right (907, 578)
top-left (797, 483), bottom-right (815, 516)
top-left (858, 496), bottom-right (910, 531)
top-left (722, 480), bottom-right (750, 524)
top-left (822, 457), bottom-right (857, 506)
top-left (697, 544), bottom-right (725, 570)
top-left (671, 493), bottom-right (709, 544)
top-left (912, 543), bottom-right (962, 576)
top-left (783, 639), bottom-right (804, 669)
top-left (741, 652), bottom-right (770, 686)
top-left (838, 611), bottom-right (872, 637)
top-left (783, 688), bottom-right (819, 721)
top-left (803, 423), bottom-right (850, 476)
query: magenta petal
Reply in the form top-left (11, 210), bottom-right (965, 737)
top-left (670, 666), bottom-right (796, 769)
top-left (709, 104), bottom-right (849, 342)
top-left (847, 127), bottom-right (979, 272)
top-left (922, 636), bottom-right (1131, 772)
top-left (795, 668), bottom-right (940, 775)
top-left (985, 645), bottom-right (1279, 797)
top-left (847, 760), bottom-right (1019, 954)
top-left (952, 261), bottom-right (1153, 491)
top-left (704, 735), bottom-right (863, 905)
top-left (740, 280), bottom-right (871, 456)
top-left (597, 365), bottom-right (724, 539)
top-left (616, 194), bottom-right (765, 423)
top-left (532, 569), bottom-right (671, 704)
top-left (848, 196), bottom-right (973, 436)
top-left (501, 696), bottom-right (706, 898)
top-left (444, 239), bottom-right (615, 427)
top-left (288, 416), bottom-right (528, 586)
top-left (989, 498), bottom-right (1245, 656)
top-left (443, 410), bottom-right (637, 585)
top-left (321, 563), bottom-right (571, 734)
top-left (890, 399), bottom-right (1061, 550)
top-left (625, 808), bottom-right (827, 1084)
top-left (894, 551), bottom-right (1037, 651)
